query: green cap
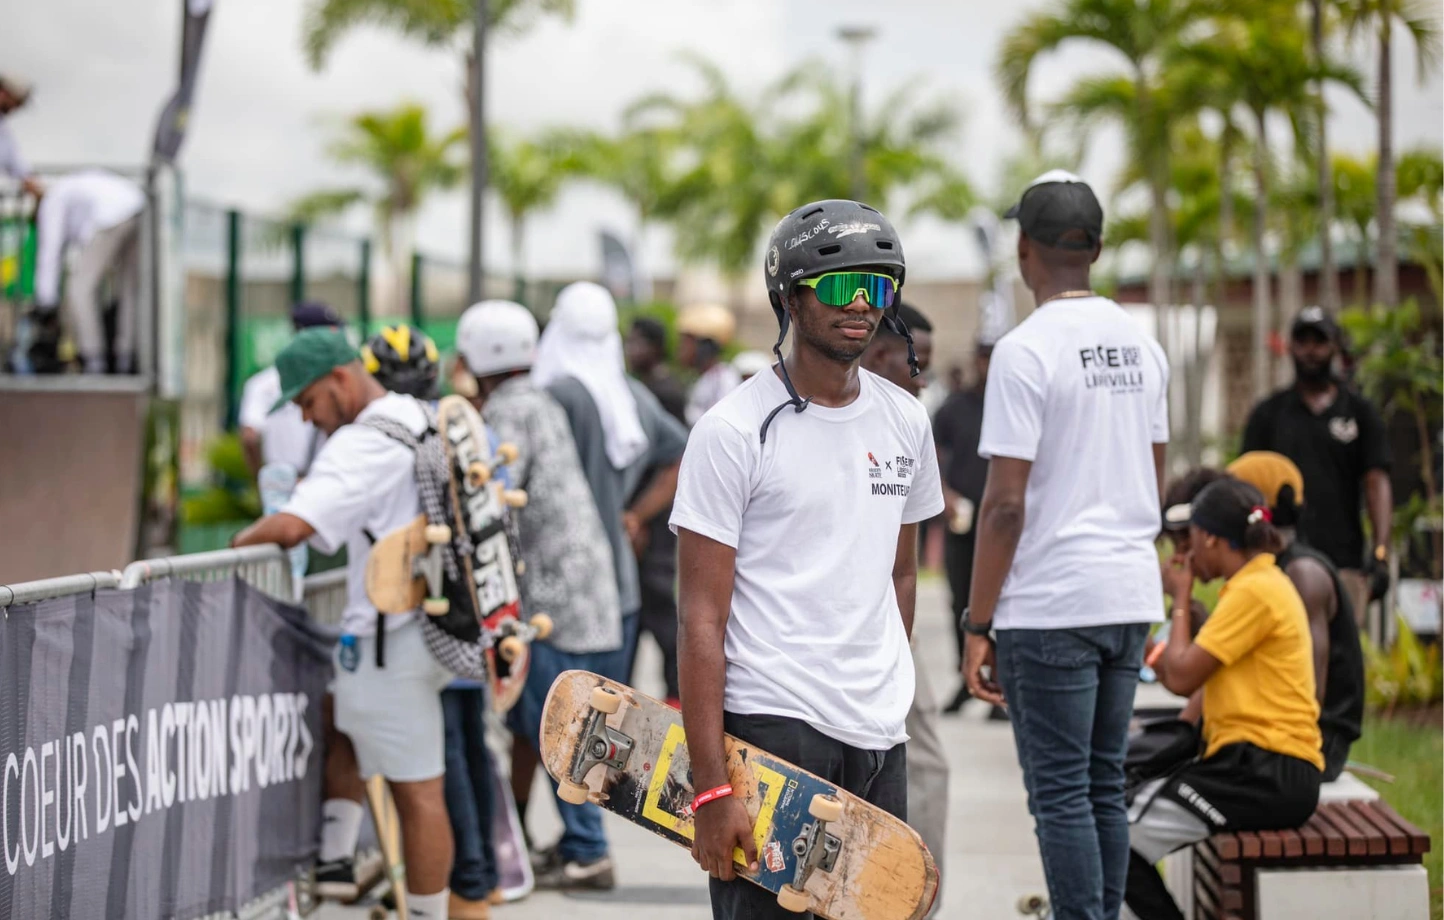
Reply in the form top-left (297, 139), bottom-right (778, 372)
top-left (270, 327), bottom-right (360, 412)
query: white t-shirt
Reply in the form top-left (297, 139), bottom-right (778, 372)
top-left (686, 361), bottom-right (743, 426)
top-left (33, 169), bottom-right (146, 306)
top-left (239, 367), bottom-right (325, 475)
top-left (979, 295), bottom-right (1169, 630)
top-left (0, 115), bottom-right (28, 180)
top-left (669, 368), bottom-right (944, 749)
top-left (283, 392), bottom-right (426, 636)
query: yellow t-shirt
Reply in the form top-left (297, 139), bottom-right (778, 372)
top-left (1194, 553), bottom-right (1324, 770)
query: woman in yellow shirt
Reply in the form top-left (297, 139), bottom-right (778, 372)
top-left (1126, 477), bottom-right (1323, 920)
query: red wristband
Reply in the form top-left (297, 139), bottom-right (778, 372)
top-left (691, 784), bottom-right (733, 811)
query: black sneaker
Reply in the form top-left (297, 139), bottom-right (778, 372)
top-left (314, 856), bottom-right (359, 901)
top-left (942, 683), bottom-right (971, 715)
top-left (25, 309), bottom-right (64, 374)
top-left (530, 843), bottom-right (560, 873)
top-left (535, 853), bottom-right (616, 891)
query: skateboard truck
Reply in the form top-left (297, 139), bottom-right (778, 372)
top-left (495, 613), bottom-right (553, 665)
top-left (417, 523), bottom-right (452, 615)
top-left (558, 686), bottom-right (633, 805)
top-left (465, 442), bottom-right (519, 489)
top-left (777, 795), bottom-right (843, 912)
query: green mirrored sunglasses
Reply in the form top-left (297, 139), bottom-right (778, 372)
top-left (795, 271), bottom-right (898, 309)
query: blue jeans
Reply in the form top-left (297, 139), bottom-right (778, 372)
top-left (442, 687), bottom-right (500, 899)
top-left (507, 638), bottom-right (620, 863)
top-left (996, 624), bottom-right (1150, 920)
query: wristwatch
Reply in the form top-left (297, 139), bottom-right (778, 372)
top-left (961, 607), bottom-right (993, 637)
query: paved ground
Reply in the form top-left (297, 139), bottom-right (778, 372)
top-left (318, 577), bottom-right (1180, 919)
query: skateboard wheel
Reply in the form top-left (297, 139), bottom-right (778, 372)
top-left (368, 908), bottom-right (387, 920)
top-left (423, 597), bottom-right (450, 616)
top-left (498, 635), bottom-right (525, 663)
top-left (777, 885), bottom-right (809, 912)
top-left (1018, 895), bottom-right (1049, 913)
top-left (467, 461), bottom-right (491, 487)
top-left (530, 613), bottom-right (553, 639)
top-left (808, 794), bottom-right (843, 823)
top-left (590, 686), bottom-right (622, 714)
top-left (502, 489), bottom-right (529, 509)
top-left (496, 442), bottom-right (519, 464)
top-left (557, 780), bottom-right (590, 805)
top-left (424, 523), bottom-right (452, 544)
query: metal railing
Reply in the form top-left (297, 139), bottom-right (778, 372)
top-left (0, 570), bottom-right (122, 607)
top-left (119, 543), bottom-right (293, 599)
top-left (300, 569), bottom-right (347, 628)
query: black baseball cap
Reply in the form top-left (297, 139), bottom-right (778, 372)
top-left (1004, 170), bottom-right (1104, 251)
top-left (1290, 306), bottom-right (1337, 342)
top-left (291, 300), bottom-right (344, 330)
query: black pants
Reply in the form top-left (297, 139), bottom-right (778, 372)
top-left (636, 580), bottom-right (680, 700)
top-left (1125, 742), bottom-right (1321, 920)
top-left (709, 712), bottom-right (908, 920)
top-left (943, 532), bottom-right (976, 669)
top-left (1320, 727), bottom-right (1352, 782)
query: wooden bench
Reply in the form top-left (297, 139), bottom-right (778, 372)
top-left (1193, 801), bottom-right (1431, 920)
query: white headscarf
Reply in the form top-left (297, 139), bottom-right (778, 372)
top-left (532, 281), bottom-right (650, 469)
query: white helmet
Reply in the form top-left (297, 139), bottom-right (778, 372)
top-left (457, 300), bottom-right (539, 377)
top-left (731, 350), bottom-right (772, 379)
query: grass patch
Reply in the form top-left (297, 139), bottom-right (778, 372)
top-left (1352, 710), bottom-right (1443, 919)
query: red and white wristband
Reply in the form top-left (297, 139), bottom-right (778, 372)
top-left (691, 784), bottom-right (734, 813)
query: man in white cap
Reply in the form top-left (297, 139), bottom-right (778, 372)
top-left (0, 73), bottom-right (41, 198)
top-left (961, 171), bottom-right (1170, 920)
top-left (454, 299), bottom-right (625, 890)
top-left (29, 169), bottom-right (145, 373)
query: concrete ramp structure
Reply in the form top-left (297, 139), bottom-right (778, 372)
top-left (0, 380), bottom-right (147, 582)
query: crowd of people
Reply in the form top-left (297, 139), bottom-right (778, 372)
top-left (209, 160), bottom-right (1392, 920)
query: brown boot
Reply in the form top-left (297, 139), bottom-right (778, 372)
top-left (448, 892), bottom-right (492, 920)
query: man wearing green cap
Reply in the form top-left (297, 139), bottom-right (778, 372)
top-left (232, 327), bottom-right (457, 920)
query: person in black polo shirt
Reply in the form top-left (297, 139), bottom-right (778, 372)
top-left (1241, 307), bottom-right (1393, 628)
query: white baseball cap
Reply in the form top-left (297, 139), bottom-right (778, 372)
top-left (456, 300), bottom-right (539, 377)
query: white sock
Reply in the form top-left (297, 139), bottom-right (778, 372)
top-left (319, 799), bottom-right (364, 862)
top-left (407, 888), bottom-right (448, 920)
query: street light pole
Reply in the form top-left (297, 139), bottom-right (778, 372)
top-left (836, 25), bottom-right (877, 201)
top-left (467, 0), bottom-right (488, 304)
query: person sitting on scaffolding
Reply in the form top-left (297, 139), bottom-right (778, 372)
top-left (28, 168), bottom-right (144, 374)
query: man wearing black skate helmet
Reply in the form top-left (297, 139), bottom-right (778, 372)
top-left (670, 199), bottom-right (944, 918)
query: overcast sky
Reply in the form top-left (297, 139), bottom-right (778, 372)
top-left (3, 0), bottom-right (1440, 281)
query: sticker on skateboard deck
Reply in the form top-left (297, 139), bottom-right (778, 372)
top-left (539, 670), bottom-right (939, 920)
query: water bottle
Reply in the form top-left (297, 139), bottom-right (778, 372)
top-left (339, 633), bottom-right (359, 672)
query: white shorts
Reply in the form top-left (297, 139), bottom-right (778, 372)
top-left (332, 618), bottom-right (453, 782)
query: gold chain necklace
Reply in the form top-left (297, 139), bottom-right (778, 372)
top-left (1038, 289), bottom-right (1095, 307)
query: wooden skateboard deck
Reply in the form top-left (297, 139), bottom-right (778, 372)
top-left (362, 396), bottom-right (549, 711)
top-left (364, 775), bottom-right (408, 920)
top-left (539, 670), bottom-right (938, 920)
top-left (436, 394), bottom-right (543, 712)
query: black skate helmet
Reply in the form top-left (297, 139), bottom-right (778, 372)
top-left (362, 323), bottom-right (441, 400)
top-left (760, 199), bottom-right (913, 442)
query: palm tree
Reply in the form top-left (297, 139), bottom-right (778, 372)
top-left (1332, 152), bottom-right (1378, 306)
top-left (997, 0), bottom-right (1212, 327)
top-left (1176, 4), bottom-right (1364, 400)
top-left (487, 130), bottom-right (572, 303)
top-left (629, 56), bottom-right (968, 277)
top-left (1309, 0), bottom-right (1343, 313)
top-left (1337, 0), bottom-right (1440, 306)
top-left (290, 102), bottom-right (466, 311)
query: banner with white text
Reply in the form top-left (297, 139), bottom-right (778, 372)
top-left (0, 578), bottom-right (333, 919)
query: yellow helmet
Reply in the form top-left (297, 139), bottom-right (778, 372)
top-left (676, 304), bottom-right (737, 346)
